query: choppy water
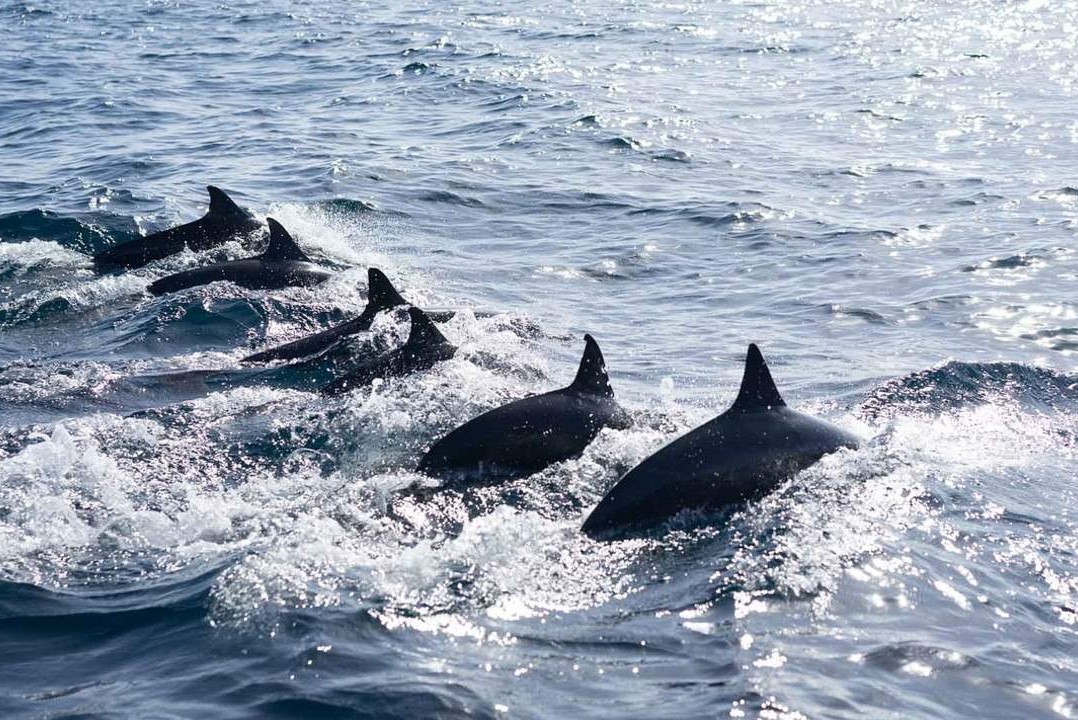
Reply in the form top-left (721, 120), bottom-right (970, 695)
top-left (2, 0), bottom-right (1077, 717)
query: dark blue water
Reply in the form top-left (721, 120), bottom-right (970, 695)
top-left (3, 0), bottom-right (1078, 717)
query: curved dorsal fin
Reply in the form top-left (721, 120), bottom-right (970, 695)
top-left (731, 344), bottom-right (786, 411)
top-left (405, 306), bottom-right (450, 347)
top-left (569, 334), bottom-right (613, 396)
top-left (366, 268), bottom-right (407, 313)
top-left (262, 218), bottom-right (312, 262)
top-left (206, 186), bottom-right (249, 218)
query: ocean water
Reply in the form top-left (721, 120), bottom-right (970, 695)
top-left (2, 0), bottom-right (1077, 717)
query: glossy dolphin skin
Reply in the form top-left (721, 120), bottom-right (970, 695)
top-left (93, 186), bottom-right (262, 269)
top-left (320, 307), bottom-right (457, 395)
top-left (417, 335), bottom-right (630, 480)
top-left (582, 344), bottom-right (859, 539)
top-left (242, 267), bottom-right (407, 363)
top-left (147, 218), bottom-right (331, 296)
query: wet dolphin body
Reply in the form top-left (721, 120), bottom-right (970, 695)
top-left (417, 335), bottom-right (630, 481)
top-left (320, 307), bottom-right (457, 395)
top-left (93, 186), bottom-right (262, 270)
top-left (242, 269), bottom-right (499, 365)
top-left (242, 268), bottom-right (409, 364)
top-left (582, 344), bottom-right (859, 539)
top-left (147, 218), bottom-right (332, 296)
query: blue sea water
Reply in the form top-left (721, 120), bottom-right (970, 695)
top-left (2, 0), bottom-right (1078, 717)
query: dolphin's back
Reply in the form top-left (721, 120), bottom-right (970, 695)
top-left (94, 186), bottom-right (259, 270)
top-left (93, 225), bottom-right (192, 269)
top-left (419, 390), bottom-right (615, 476)
top-left (582, 343), bottom-right (860, 538)
top-left (582, 405), bottom-right (857, 537)
top-left (147, 261), bottom-right (247, 296)
top-left (147, 259), bottom-right (330, 296)
top-left (243, 317), bottom-right (367, 364)
top-left (321, 307), bottom-right (457, 396)
top-left (320, 341), bottom-right (456, 395)
top-left (244, 260), bottom-right (332, 290)
top-left (418, 334), bottom-right (625, 479)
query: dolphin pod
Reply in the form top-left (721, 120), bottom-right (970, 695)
top-left (88, 185), bottom-right (861, 540)
top-left (93, 186), bottom-right (262, 269)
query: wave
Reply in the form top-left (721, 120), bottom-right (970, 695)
top-left (0, 208), bottom-right (139, 254)
top-left (860, 361), bottom-right (1078, 421)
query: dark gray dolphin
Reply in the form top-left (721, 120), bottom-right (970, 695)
top-left (147, 218), bottom-right (331, 296)
top-left (417, 335), bottom-right (630, 480)
top-left (581, 344), bottom-right (859, 539)
top-left (242, 268), bottom-right (408, 364)
top-left (241, 268), bottom-right (494, 365)
top-left (320, 307), bottom-right (457, 395)
top-left (93, 186), bottom-right (262, 269)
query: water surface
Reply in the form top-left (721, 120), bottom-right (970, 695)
top-left (2, 0), bottom-right (1077, 717)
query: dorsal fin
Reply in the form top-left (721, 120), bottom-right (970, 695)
top-left (569, 334), bottom-right (613, 396)
top-left (262, 218), bottom-right (312, 262)
top-left (206, 186), bottom-right (249, 218)
top-left (366, 268), bottom-right (407, 313)
top-left (405, 306), bottom-right (450, 347)
top-left (731, 343), bottom-right (785, 411)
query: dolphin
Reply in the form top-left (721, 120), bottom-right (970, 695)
top-left (241, 268), bottom-right (492, 365)
top-left (241, 267), bottom-right (510, 367)
top-left (93, 186), bottom-right (262, 269)
top-left (417, 335), bottom-right (630, 481)
top-left (147, 218), bottom-right (332, 296)
top-left (242, 268), bottom-right (408, 363)
top-left (320, 306), bottom-right (457, 395)
top-left (581, 344), bottom-right (859, 539)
